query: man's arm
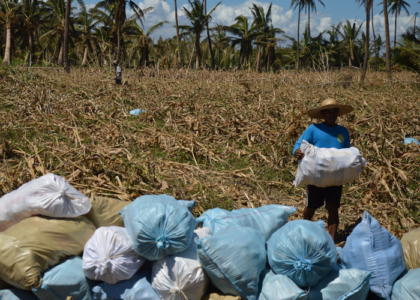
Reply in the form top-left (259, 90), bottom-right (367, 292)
top-left (293, 126), bottom-right (313, 159)
top-left (344, 128), bottom-right (351, 148)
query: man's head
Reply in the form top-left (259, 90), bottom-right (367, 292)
top-left (112, 60), bottom-right (118, 66)
top-left (321, 108), bottom-right (339, 126)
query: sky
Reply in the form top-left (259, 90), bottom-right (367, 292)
top-left (85, 0), bottom-right (420, 45)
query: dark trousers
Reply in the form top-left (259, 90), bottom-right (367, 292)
top-left (115, 79), bottom-right (122, 85)
top-left (306, 185), bottom-right (343, 209)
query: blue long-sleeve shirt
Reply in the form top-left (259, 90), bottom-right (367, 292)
top-left (293, 123), bottom-right (350, 157)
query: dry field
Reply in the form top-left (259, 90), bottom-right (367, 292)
top-left (1, 66), bottom-right (419, 244)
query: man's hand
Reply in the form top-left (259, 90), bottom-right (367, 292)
top-left (295, 148), bottom-right (305, 160)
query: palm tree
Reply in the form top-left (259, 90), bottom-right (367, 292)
top-left (75, 0), bottom-right (100, 66)
top-left (0, 0), bottom-right (21, 64)
top-left (95, 0), bottom-right (150, 62)
top-left (304, 0), bottom-right (325, 43)
top-left (174, 0), bottom-right (181, 68)
top-left (339, 20), bottom-right (363, 67)
top-left (290, 0), bottom-right (304, 71)
top-left (204, 0), bottom-right (215, 69)
top-left (387, 0), bottom-right (410, 48)
top-left (325, 23), bottom-right (341, 68)
top-left (125, 19), bottom-right (168, 66)
top-left (179, 0), bottom-right (220, 69)
top-left (356, 0), bottom-right (373, 81)
top-left (223, 15), bottom-right (263, 68)
top-left (381, 0), bottom-right (392, 80)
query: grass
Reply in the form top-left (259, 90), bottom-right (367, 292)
top-left (0, 65), bottom-right (419, 242)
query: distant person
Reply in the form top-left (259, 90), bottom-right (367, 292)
top-left (113, 60), bottom-right (122, 85)
top-left (293, 98), bottom-right (354, 241)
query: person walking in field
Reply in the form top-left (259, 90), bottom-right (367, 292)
top-left (293, 98), bottom-right (354, 241)
top-left (113, 60), bottom-right (122, 85)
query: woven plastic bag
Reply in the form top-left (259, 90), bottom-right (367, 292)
top-left (391, 269), bottom-right (420, 300)
top-left (401, 227), bottom-right (420, 269)
top-left (84, 195), bottom-right (130, 228)
top-left (197, 225), bottom-right (266, 300)
top-left (0, 288), bottom-right (39, 300)
top-left (120, 194), bottom-right (196, 261)
top-left (294, 141), bottom-right (367, 187)
top-left (83, 226), bottom-right (145, 284)
top-left (320, 268), bottom-right (371, 300)
top-left (259, 270), bottom-right (307, 300)
top-left (32, 256), bottom-right (96, 300)
top-left (340, 211), bottom-right (406, 300)
top-left (267, 220), bottom-right (337, 287)
top-left (0, 173), bottom-right (91, 231)
top-left (177, 200), bottom-right (196, 212)
top-left (0, 216), bottom-right (95, 290)
top-left (152, 228), bottom-right (211, 300)
top-left (92, 269), bottom-right (160, 300)
top-left (196, 205), bottom-right (297, 241)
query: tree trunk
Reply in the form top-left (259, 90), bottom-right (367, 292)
top-left (145, 44), bottom-right (149, 65)
top-left (308, 9), bottom-right (311, 43)
top-left (58, 41), bottom-right (64, 65)
top-left (116, 19), bottom-right (121, 61)
top-left (371, 6), bottom-right (378, 71)
top-left (296, 4), bottom-right (301, 72)
top-left (361, 3), bottom-right (370, 82)
top-left (349, 57), bottom-right (351, 68)
top-left (82, 46), bottom-right (88, 66)
top-left (195, 31), bottom-right (201, 69)
top-left (394, 10), bottom-right (397, 49)
top-left (204, 0), bottom-right (215, 69)
top-left (256, 46), bottom-right (261, 72)
top-left (174, 0), bottom-right (182, 68)
top-left (2, 26), bottom-right (11, 65)
top-left (63, 0), bottom-right (71, 71)
top-left (28, 32), bottom-right (34, 57)
top-left (383, 0), bottom-right (392, 82)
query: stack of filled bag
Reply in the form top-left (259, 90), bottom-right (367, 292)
top-left (0, 172), bottom-right (419, 300)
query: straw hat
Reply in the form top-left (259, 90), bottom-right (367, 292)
top-left (307, 98), bottom-right (354, 119)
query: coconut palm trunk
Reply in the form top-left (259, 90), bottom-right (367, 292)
top-left (28, 32), bottom-right (34, 57)
top-left (361, 2), bottom-right (371, 81)
top-left (58, 41), bottom-right (64, 64)
top-left (383, 0), bottom-right (392, 81)
top-left (204, 0), bottom-right (215, 69)
top-left (174, 0), bottom-right (182, 68)
top-left (82, 46), bottom-right (88, 65)
top-left (308, 9), bottom-right (311, 43)
top-left (394, 9), bottom-right (397, 48)
top-left (256, 46), bottom-right (261, 72)
top-left (2, 25), bottom-right (12, 65)
top-left (296, 3), bottom-right (301, 72)
top-left (195, 31), bottom-right (201, 69)
top-left (371, 7), bottom-right (378, 71)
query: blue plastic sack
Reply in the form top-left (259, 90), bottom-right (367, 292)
top-left (129, 109), bottom-right (146, 115)
top-left (120, 194), bottom-right (196, 261)
top-left (307, 264), bottom-right (342, 300)
top-left (391, 269), bottom-right (420, 300)
top-left (404, 138), bottom-right (420, 146)
top-left (196, 205), bottom-right (297, 241)
top-left (259, 270), bottom-right (307, 300)
top-left (0, 288), bottom-right (38, 300)
top-left (32, 256), bottom-right (96, 300)
top-left (196, 225), bottom-right (266, 300)
top-left (177, 200), bottom-right (196, 213)
top-left (92, 270), bottom-right (159, 300)
top-left (340, 212), bottom-right (406, 300)
top-left (267, 220), bottom-right (337, 287)
top-left (320, 268), bottom-right (371, 300)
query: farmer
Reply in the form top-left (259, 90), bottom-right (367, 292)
top-left (113, 60), bottom-right (122, 85)
top-left (293, 98), bottom-right (354, 241)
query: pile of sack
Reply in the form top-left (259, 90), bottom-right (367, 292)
top-left (0, 173), bottom-right (419, 300)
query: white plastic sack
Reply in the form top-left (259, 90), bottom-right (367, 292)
top-left (83, 226), bottom-right (145, 284)
top-left (0, 173), bottom-right (91, 231)
top-left (152, 228), bottom-right (211, 300)
top-left (294, 141), bottom-right (367, 187)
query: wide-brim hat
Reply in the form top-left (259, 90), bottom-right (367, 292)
top-left (307, 98), bottom-right (354, 119)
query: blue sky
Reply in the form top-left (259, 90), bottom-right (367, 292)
top-left (85, 0), bottom-right (419, 43)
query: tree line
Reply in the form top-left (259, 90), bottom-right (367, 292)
top-left (0, 0), bottom-right (419, 75)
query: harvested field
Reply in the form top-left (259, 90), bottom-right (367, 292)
top-left (1, 66), bottom-right (419, 245)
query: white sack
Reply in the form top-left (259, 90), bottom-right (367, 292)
top-left (294, 140), bottom-right (367, 187)
top-left (152, 227), bottom-right (211, 300)
top-left (83, 226), bottom-right (145, 284)
top-left (0, 173), bottom-right (91, 231)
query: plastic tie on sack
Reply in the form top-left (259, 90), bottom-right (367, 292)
top-left (295, 260), bottom-right (313, 272)
top-left (157, 237), bottom-right (170, 249)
